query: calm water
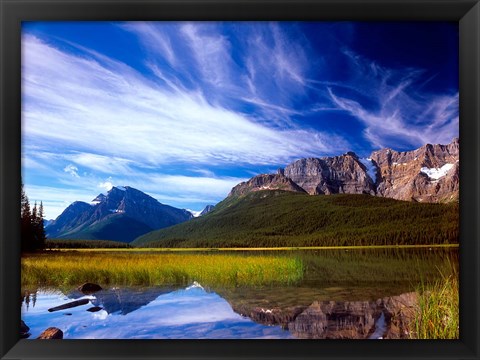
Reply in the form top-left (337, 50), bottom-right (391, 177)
top-left (21, 248), bottom-right (458, 339)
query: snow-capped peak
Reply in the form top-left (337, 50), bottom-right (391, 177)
top-left (91, 193), bottom-right (107, 205)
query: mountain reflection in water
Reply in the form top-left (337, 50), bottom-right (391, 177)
top-left (21, 282), bottom-right (417, 339)
top-left (21, 283), bottom-right (293, 339)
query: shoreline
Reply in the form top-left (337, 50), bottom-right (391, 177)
top-left (49, 243), bottom-right (459, 252)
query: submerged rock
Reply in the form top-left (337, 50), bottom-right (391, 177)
top-left (37, 327), bottom-right (63, 339)
top-left (86, 306), bottom-right (103, 312)
top-left (78, 282), bottom-right (103, 294)
top-left (48, 298), bottom-right (89, 312)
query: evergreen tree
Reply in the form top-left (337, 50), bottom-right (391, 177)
top-left (21, 183), bottom-right (34, 252)
top-left (36, 201), bottom-right (47, 249)
top-left (21, 183), bottom-right (46, 252)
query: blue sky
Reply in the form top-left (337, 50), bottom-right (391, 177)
top-left (21, 22), bottom-right (459, 219)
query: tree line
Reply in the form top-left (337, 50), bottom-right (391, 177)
top-left (21, 183), bottom-right (46, 252)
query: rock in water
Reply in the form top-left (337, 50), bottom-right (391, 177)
top-left (37, 327), bottom-right (63, 339)
top-left (48, 298), bottom-right (90, 312)
top-left (78, 282), bottom-right (103, 294)
top-left (86, 306), bottom-right (103, 312)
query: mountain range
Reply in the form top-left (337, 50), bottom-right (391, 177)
top-left (46, 186), bottom-right (213, 243)
top-left (230, 137), bottom-right (459, 203)
top-left (48, 138), bottom-right (459, 245)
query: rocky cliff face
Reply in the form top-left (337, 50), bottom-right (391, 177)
top-left (370, 138), bottom-right (459, 202)
top-left (283, 152), bottom-right (376, 195)
top-left (229, 138), bottom-right (459, 203)
top-left (228, 173), bottom-right (306, 197)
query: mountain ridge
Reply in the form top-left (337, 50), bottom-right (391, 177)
top-left (133, 191), bottom-right (458, 248)
top-left (47, 186), bottom-right (193, 242)
top-left (230, 138), bottom-right (459, 203)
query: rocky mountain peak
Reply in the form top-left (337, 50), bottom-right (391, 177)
top-left (199, 205), bottom-right (215, 216)
top-left (228, 173), bottom-right (306, 198)
top-left (47, 186), bottom-right (192, 241)
top-left (370, 138), bottom-right (459, 202)
top-left (229, 138), bottom-right (459, 203)
top-left (283, 154), bottom-right (376, 195)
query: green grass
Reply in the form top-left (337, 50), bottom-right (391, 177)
top-left (21, 251), bottom-right (304, 288)
top-left (409, 263), bottom-right (459, 339)
top-left (133, 192), bottom-right (458, 248)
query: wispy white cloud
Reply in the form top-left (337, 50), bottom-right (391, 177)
top-left (63, 164), bottom-right (79, 177)
top-left (22, 34), bottom-right (344, 169)
top-left (24, 184), bottom-right (97, 219)
top-left (326, 51), bottom-right (458, 149)
top-left (21, 23), bottom-right (458, 220)
top-left (122, 22), bottom-right (177, 67)
top-left (180, 23), bottom-right (233, 89)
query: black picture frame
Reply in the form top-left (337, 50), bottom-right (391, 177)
top-left (1, 0), bottom-right (479, 359)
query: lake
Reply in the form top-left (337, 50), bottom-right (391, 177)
top-left (21, 247), bottom-right (458, 339)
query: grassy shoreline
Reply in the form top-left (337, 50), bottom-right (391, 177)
top-left (22, 252), bottom-right (304, 288)
top-left (409, 267), bottom-right (459, 339)
top-left (46, 243), bottom-right (459, 252)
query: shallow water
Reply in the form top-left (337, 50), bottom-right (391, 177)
top-left (22, 283), bottom-right (292, 339)
top-left (21, 248), bottom-right (458, 339)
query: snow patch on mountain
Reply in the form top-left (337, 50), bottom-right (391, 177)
top-left (420, 163), bottom-right (454, 180)
top-left (186, 209), bottom-right (202, 218)
top-left (360, 158), bottom-right (378, 184)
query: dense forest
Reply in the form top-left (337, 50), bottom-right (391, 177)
top-left (21, 183), bottom-right (46, 252)
top-left (45, 239), bottom-right (132, 249)
top-left (133, 191), bottom-right (459, 248)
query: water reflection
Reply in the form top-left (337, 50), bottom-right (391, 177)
top-left (21, 283), bottom-right (293, 339)
top-left (21, 248), bottom-right (457, 339)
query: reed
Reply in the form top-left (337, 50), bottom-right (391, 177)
top-left (21, 251), bottom-right (304, 288)
top-left (409, 263), bottom-right (459, 339)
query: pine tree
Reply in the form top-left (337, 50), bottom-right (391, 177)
top-left (37, 201), bottom-right (46, 250)
top-left (21, 183), bottom-right (46, 252)
top-left (21, 183), bottom-right (34, 252)
top-left (31, 202), bottom-right (39, 249)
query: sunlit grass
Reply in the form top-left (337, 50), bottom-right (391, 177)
top-left (21, 252), bottom-right (304, 288)
top-left (409, 263), bottom-right (459, 339)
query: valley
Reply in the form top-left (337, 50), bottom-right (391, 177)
top-left (23, 139), bottom-right (460, 340)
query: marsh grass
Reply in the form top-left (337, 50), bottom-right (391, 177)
top-left (410, 262), bottom-right (459, 339)
top-left (21, 251), bottom-right (304, 288)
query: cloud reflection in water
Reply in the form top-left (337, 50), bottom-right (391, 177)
top-left (21, 285), bottom-right (293, 339)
